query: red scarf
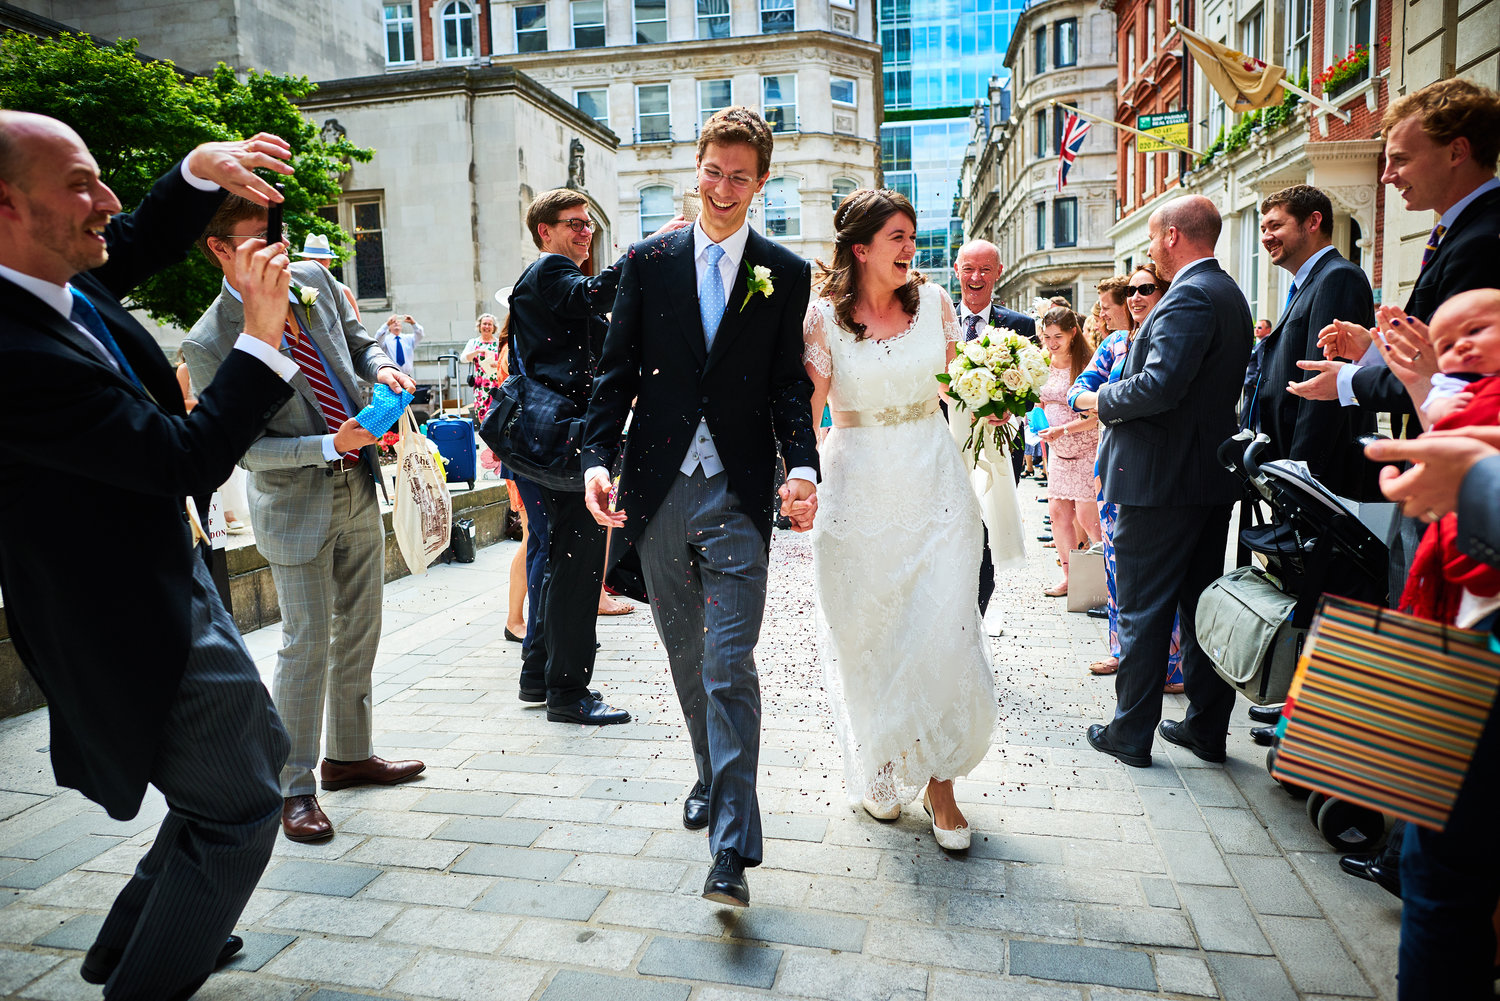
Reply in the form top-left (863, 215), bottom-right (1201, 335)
top-left (1400, 375), bottom-right (1500, 623)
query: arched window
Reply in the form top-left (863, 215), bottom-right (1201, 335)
top-left (763, 177), bottom-right (800, 238)
top-left (831, 177), bottom-right (857, 212)
top-left (640, 185), bottom-right (674, 238)
top-left (441, 1), bottom-right (476, 60)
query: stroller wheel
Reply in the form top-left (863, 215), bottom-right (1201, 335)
top-left (1265, 746), bottom-right (1310, 799)
top-left (1306, 790), bottom-right (1329, 824)
top-left (1315, 797), bottom-right (1385, 853)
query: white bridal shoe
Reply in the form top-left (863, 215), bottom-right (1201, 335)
top-left (922, 790), bottom-right (972, 850)
top-left (861, 797), bottom-right (901, 821)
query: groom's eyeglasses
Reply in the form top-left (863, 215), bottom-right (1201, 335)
top-left (552, 218), bottom-right (596, 234)
top-left (699, 165), bottom-right (756, 191)
top-left (1126, 283), bottom-right (1159, 298)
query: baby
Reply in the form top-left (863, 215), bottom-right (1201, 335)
top-left (1419, 289), bottom-right (1500, 425)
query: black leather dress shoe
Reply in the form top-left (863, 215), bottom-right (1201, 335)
top-left (1159, 719), bottom-right (1227, 762)
top-left (683, 781), bottom-right (710, 831)
top-left (703, 848), bottom-right (750, 907)
top-left (82, 935), bottom-right (244, 985)
top-left (1250, 725), bottom-right (1277, 747)
top-left (1086, 723), bottom-right (1151, 768)
top-left (1085, 604), bottom-right (1109, 619)
top-left (546, 696), bottom-right (631, 725)
top-left (1247, 704), bottom-right (1284, 724)
top-left (521, 687), bottom-right (601, 704)
top-left (1340, 852), bottom-right (1402, 897)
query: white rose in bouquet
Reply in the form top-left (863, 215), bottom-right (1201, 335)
top-left (963, 341), bottom-right (988, 365)
top-left (946, 356), bottom-right (966, 380)
top-left (984, 342), bottom-right (1009, 369)
top-left (955, 367), bottom-right (997, 409)
top-left (1000, 367), bottom-right (1027, 392)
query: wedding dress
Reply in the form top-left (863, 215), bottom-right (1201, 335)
top-left (804, 281), bottom-right (999, 806)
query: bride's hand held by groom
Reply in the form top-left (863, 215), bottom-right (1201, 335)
top-left (778, 478), bottom-right (817, 533)
top-left (584, 468), bottom-right (628, 529)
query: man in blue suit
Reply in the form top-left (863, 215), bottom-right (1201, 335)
top-left (1073, 195), bottom-right (1251, 768)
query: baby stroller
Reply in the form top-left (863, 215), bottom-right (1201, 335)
top-left (1196, 430), bottom-right (1395, 850)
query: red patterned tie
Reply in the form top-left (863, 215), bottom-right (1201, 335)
top-left (1420, 223), bottom-right (1447, 271)
top-left (285, 317), bottom-right (359, 463)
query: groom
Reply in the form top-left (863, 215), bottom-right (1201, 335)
top-left (583, 106), bottom-right (819, 908)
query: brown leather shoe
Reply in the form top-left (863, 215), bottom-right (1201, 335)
top-left (319, 755), bottom-right (426, 791)
top-left (282, 795), bottom-right (334, 842)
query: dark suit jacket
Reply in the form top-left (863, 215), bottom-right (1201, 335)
top-left (0, 164), bottom-right (293, 819)
top-left (1459, 454), bottom-right (1500, 569)
top-left (1256, 248), bottom-right (1377, 498)
top-left (508, 252), bottom-right (622, 415)
top-left (583, 225), bottom-right (818, 547)
top-left (1096, 258), bottom-right (1251, 507)
top-left (987, 303), bottom-right (1037, 342)
top-left (1352, 186), bottom-right (1500, 422)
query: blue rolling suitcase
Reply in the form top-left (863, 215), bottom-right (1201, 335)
top-left (426, 415), bottom-right (476, 490)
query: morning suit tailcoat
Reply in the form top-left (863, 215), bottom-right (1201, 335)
top-left (1097, 259), bottom-right (1252, 506)
top-left (182, 261), bottom-right (392, 566)
top-left (582, 225), bottom-right (819, 548)
top-left (1255, 248), bottom-right (1377, 498)
top-left (0, 165), bottom-right (293, 820)
top-left (1351, 186), bottom-right (1500, 422)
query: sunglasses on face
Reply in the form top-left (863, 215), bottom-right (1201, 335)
top-left (551, 218), bottom-right (595, 234)
top-left (1127, 283), bottom-right (1159, 298)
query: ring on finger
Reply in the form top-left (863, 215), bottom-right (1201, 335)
top-left (1423, 507), bottom-right (1440, 522)
top-left (1412, 349), bottom-right (1422, 359)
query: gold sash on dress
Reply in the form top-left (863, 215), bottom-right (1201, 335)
top-left (830, 397), bottom-right (941, 429)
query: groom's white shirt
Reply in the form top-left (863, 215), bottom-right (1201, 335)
top-left (583, 219), bottom-right (814, 490)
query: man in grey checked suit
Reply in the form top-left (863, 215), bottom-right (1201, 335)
top-left (1073, 195), bottom-right (1251, 768)
top-left (185, 196), bottom-right (424, 843)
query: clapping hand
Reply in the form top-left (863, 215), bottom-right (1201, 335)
top-left (1287, 359), bottom-right (1344, 400)
top-left (1317, 319), bottom-right (1374, 361)
top-left (186, 133), bottom-right (294, 205)
top-left (1375, 307), bottom-right (1439, 390)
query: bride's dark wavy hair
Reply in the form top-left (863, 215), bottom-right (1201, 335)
top-left (814, 188), bottom-right (926, 340)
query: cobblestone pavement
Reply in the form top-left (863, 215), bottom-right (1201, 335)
top-left (0, 478), bottom-right (1402, 1000)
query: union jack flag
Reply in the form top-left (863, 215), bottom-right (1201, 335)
top-left (1056, 112), bottom-right (1091, 192)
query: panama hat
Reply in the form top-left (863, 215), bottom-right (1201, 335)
top-left (295, 234), bottom-right (337, 259)
top-left (493, 286), bottom-right (514, 309)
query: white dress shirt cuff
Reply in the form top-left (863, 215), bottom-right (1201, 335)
top-left (584, 466), bottom-right (611, 488)
top-left (234, 333), bottom-right (300, 381)
top-left (786, 466), bottom-right (818, 486)
top-left (179, 159), bottom-right (220, 192)
top-left (1336, 363), bottom-right (1360, 407)
top-left (321, 435), bottom-right (341, 462)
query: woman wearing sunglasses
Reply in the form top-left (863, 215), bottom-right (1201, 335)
top-left (1067, 266), bottom-right (1185, 692)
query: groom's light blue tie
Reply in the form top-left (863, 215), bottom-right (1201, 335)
top-left (700, 243), bottom-right (726, 350)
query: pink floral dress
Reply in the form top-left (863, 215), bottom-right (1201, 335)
top-left (1039, 364), bottom-right (1100, 502)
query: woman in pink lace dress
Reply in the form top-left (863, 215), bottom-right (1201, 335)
top-left (1037, 305), bottom-right (1101, 597)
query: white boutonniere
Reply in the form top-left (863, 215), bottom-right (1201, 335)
top-left (741, 264), bottom-right (774, 311)
top-left (292, 284), bottom-right (320, 308)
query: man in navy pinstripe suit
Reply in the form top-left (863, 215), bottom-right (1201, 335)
top-left (0, 112), bottom-right (297, 1001)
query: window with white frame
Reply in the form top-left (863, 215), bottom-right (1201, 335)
top-left (634, 0), bottom-right (667, 43)
top-left (762, 74), bottom-right (796, 132)
top-left (699, 79), bottom-right (732, 126)
top-left (515, 3), bottom-right (548, 51)
top-left (636, 84), bottom-right (671, 141)
top-left (317, 197), bottom-right (388, 301)
top-left (760, 0), bottom-right (794, 34)
top-left (1032, 26), bottom-right (1046, 73)
top-left (1143, 150), bottom-right (1156, 196)
top-left (572, 0), bottom-right (606, 47)
top-left (1327, 0), bottom-right (1374, 90)
top-left (831, 177), bottom-right (857, 211)
top-left (1239, 6), bottom-right (1264, 61)
top-left (441, 1), bottom-right (476, 59)
top-left (640, 185), bottom-right (675, 237)
top-left (1053, 198), bottom-right (1078, 248)
top-left (763, 177), bottom-right (800, 238)
top-left (383, 4), bottom-right (416, 64)
top-left (1145, 2), bottom-right (1155, 57)
top-left (1208, 91), bottom-right (1228, 146)
top-left (830, 76), bottom-right (857, 106)
top-left (576, 88), bottom-right (609, 127)
top-left (1240, 206), bottom-right (1262, 322)
top-left (1033, 200), bottom-right (1046, 250)
top-left (1054, 18), bottom-right (1078, 67)
top-left (1126, 18), bottom-right (1136, 78)
top-left (696, 0), bottom-right (730, 38)
top-left (1285, 0), bottom-right (1312, 81)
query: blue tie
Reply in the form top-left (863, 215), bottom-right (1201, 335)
top-left (69, 288), bottom-right (143, 390)
top-left (1284, 281), bottom-right (1297, 313)
top-left (700, 243), bottom-right (727, 349)
top-left (394, 335), bottom-right (405, 366)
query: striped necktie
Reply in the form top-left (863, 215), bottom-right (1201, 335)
top-left (1421, 223), bottom-right (1447, 271)
top-left (286, 317), bottom-right (359, 463)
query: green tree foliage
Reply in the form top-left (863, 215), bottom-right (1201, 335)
top-left (0, 32), bottom-right (373, 329)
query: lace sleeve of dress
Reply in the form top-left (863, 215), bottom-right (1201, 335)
top-left (937, 289), bottom-right (962, 344)
top-left (803, 301), bottom-right (833, 378)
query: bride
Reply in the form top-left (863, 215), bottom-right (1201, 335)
top-left (802, 189), bottom-right (999, 850)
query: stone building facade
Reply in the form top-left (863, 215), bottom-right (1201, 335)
top-left (959, 0), bottom-right (1118, 312)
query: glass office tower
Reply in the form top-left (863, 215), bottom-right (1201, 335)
top-left (880, 0), bottom-right (1024, 291)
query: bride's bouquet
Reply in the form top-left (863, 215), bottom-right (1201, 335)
top-left (937, 325), bottom-right (1049, 461)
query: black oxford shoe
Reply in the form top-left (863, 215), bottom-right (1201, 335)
top-left (1247, 704), bottom-right (1284, 724)
top-left (521, 687), bottom-right (601, 704)
top-left (1159, 719), bottom-right (1227, 762)
top-left (1339, 853), bottom-right (1402, 897)
top-left (683, 781), bottom-right (710, 831)
top-left (82, 935), bottom-right (243, 985)
top-left (703, 848), bottom-right (750, 907)
top-left (1250, 725), bottom-right (1276, 747)
top-left (546, 696), bottom-right (631, 725)
top-left (1086, 723), bottom-right (1151, 768)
